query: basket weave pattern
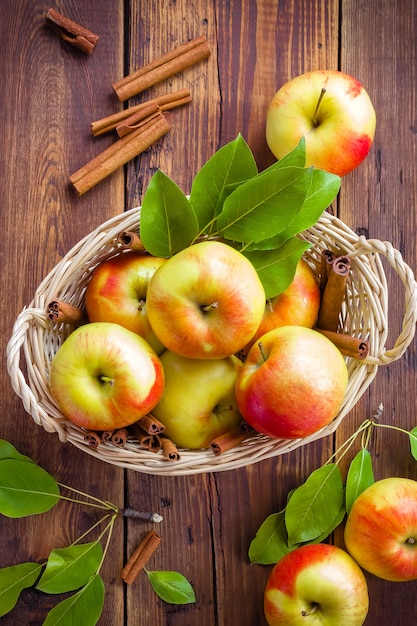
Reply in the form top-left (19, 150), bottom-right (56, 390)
top-left (7, 208), bottom-right (417, 475)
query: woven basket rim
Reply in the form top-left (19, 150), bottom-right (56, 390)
top-left (7, 207), bottom-right (417, 475)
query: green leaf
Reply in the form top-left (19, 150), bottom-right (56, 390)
top-left (146, 570), bottom-right (196, 605)
top-left (216, 166), bottom-right (313, 243)
top-left (345, 449), bottom-right (374, 514)
top-left (262, 136), bottom-right (307, 171)
top-left (285, 464), bottom-right (344, 546)
top-left (140, 170), bottom-right (199, 257)
top-left (304, 503), bottom-right (346, 545)
top-left (0, 440), bottom-right (35, 463)
top-left (409, 427), bottom-right (417, 460)
top-left (189, 134), bottom-right (258, 232)
top-left (37, 542), bottom-right (103, 594)
top-left (0, 459), bottom-right (59, 517)
top-left (248, 511), bottom-right (293, 565)
top-left (0, 562), bottom-right (43, 617)
top-left (42, 574), bottom-right (105, 626)
top-left (243, 237), bottom-right (311, 299)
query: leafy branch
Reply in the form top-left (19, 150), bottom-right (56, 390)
top-left (248, 404), bottom-right (417, 565)
top-left (0, 440), bottom-right (195, 624)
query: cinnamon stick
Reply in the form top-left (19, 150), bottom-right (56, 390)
top-left (210, 424), bottom-right (254, 456)
top-left (46, 8), bottom-right (99, 55)
top-left (84, 431), bottom-right (101, 450)
top-left (316, 255), bottom-right (351, 332)
top-left (161, 437), bottom-right (181, 461)
top-left (138, 414), bottom-right (166, 435)
top-left (320, 249), bottom-right (335, 291)
top-left (47, 300), bottom-right (86, 324)
top-left (129, 423), bottom-right (162, 452)
top-left (117, 230), bottom-right (147, 252)
top-left (101, 430), bottom-right (115, 443)
top-left (69, 112), bottom-right (171, 195)
top-left (116, 103), bottom-right (161, 138)
top-left (110, 428), bottom-right (129, 446)
top-left (316, 329), bottom-right (369, 359)
top-left (122, 529), bottom-right (161, 585)
top-left (91, 89), bottom-right (192, 136)
top-left (112, 36), bottom-right (210, 102)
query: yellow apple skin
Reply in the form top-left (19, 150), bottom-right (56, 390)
top-left (151, 350), bottom-right (243, 449)
top-left (235, 326), bottom-right (348, 439)
top-left (85, 252), bottom-right (166, 354)
top-left (146, 241), bottom-right (266, 359)
top-left (264, 544), bottom-right (369, 626)
top-left (344, 477), bottom-right (417, 582)
top-left (246, 259), bottom-right (321, 351)
top-left (266, 70), bottom-right (376, 176)
top-left (50, 322), bottom-right (165, 431)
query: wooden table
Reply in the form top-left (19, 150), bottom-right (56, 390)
top-left (1, 1), bottom-right (416, 624)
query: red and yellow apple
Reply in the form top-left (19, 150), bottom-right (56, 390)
top-left (85, 252), bottom-right (166, 353)
top-left (146, 240), bottom-right (266, 359)
top-left (266, 70), bottom-right (376, 176)
top-left (344, 477), bottom-right (417, 582)
top-left (246, 258), bottom-right (321, 351)
top-left (49, 322), bottom-right (165, 431)
top-left (151, 350), bottom-right (242, 449)
top-left (264, 543), bottom-right (369, 626)
top-left (235, 326), bottom-right (348, 439)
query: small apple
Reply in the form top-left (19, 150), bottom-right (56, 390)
top-left (245, 258), bottom-right (321, 351)
top-left (85, 252), bottom-right (166, 353)
top-left (266, 70), bottom-right (376, 176)
top-left (264, 543), bottom-right (369, 626)
top-left (150, 350), bottom-right (242, 449)
top-left (49, 322), bottom-right (165, 431)
top-left (344, 477), bottom-right (417, 582)
top-left (146, 240), bottom-right (266, 359)
top-left (235, 326), bottom-right (348, 439)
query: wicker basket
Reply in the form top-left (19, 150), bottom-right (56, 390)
top-left (7, 207), bottom-right (417, 475)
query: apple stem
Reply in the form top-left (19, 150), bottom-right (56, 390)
top-left (138, 298), bottom-right (145, 311)
top-left (100, 375), bottom-right (115, 386)
top-left (202, 301), bottom-right (219, 312)
top-left (120, 508), bottom-right (163, 523)
top-left (301, 603), bottom-right (319, 616)
top-left (313, 87), bottom-right (327, 126)
top-left (266, 298), bottom-right (273, 313)
top-left (406, 537), bottom-right (416, 545)
top-left (258, 341), bottom-right (267, 362)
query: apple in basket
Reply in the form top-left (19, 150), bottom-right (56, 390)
top-left (146, 240), bottom-right (266, 359)
top-left (235, 326), bottom-right (348, 439)
top-left (150, 350), bottom-right (242, 449)
top-left (85, 251), bottom-right (166, 354)
top-left (266, 70), bottom-right (376, 176)
top-left (344, 477), bottom-right (417, 582)
top-left (245, 258), bottom-right (321, 351)
top-left (49, 322), bottom-right (165, 431)
top-left (264, 544), bottom-right (369, 626)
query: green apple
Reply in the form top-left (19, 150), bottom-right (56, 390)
top-left (146, 240), bottom-right (266, 359)
top-left (266, 70), bottom-right (376, 176)
top-left (344, 477), bottom-right (417, 582)
top-left (235, 326), bottom-right (348, 439)
top-left (85, 251), bottom-right (166, 353)
top-left (49, 322), bottom-right (165, 431)
top-left (264, 544), bottom-right (369, 625)
top-left (150, 350), bottom-right (243, 449)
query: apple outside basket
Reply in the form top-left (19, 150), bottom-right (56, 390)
top-left (7, 207), bottom-right (417, 476)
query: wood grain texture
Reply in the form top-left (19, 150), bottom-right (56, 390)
top-left (1, 1), bottom-right (416, 625)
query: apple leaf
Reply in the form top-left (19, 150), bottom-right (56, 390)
top-left (189, 133), bottom-right (258, 232)
top-left (140, 170), bottom-right (199, 257)
top-left (145, 570), bottom-right (196, 605)
top-left (0, 459), bottom-right (60, 518)
top-left (261, 136), bottom-right (307, 171)
top-left (302, 503), bottom-right (346, 545)
top-left (409, 427), bottom-right (417, 460)
top-left (248, 511), bottom-right (293, 565)
top-left (42, 574), bottom-right (105, 626)
top-left (216, 165), bottom-right (313, 243)
top-left (0, 562), bottom-right (43, 618)
top-left (0, 439), bottom-right (35, 464)
top-left (36, 541), bottom-right (103, 594)
top-left (285, 464), bottom-right (344, 546)
top-left (345, 449), bottom-right (374, 514)
top-left (243, 237), bottom-right (312, 299)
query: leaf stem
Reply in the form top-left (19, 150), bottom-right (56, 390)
top-left (71, 512), bottom-right (114, 546)
top-left (57, 482), bottom-right (119, 512)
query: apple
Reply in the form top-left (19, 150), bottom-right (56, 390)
top-left (266, 70), bottom-right (376, 176)
top-left (85, 251), bottom-right (166, 354)
top-left (245, 258), bottom-right (321, 351)
top-left (264, 543), bottom-right (369, 626)
top-left (150, 349), bottom-right (242, 449)
top-left (49, 322), bottom-right (165, 431)
top-left (146, 240), bottom-right (266, 359)
top-left (235, 326), bottom-right (348, 439)
top-left (344, 477), bottom-right (417, 582)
